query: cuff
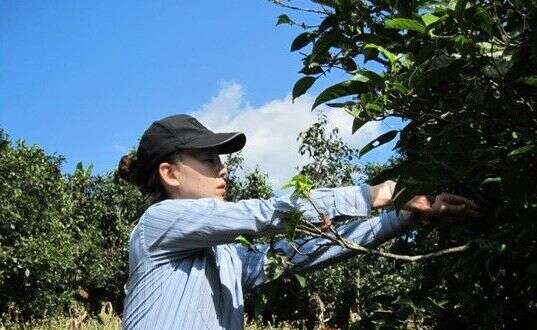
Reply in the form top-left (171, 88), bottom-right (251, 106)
top-left (381, 209), bottom-right (418, 234)
top-left (333, 185), bottom-right (372, 217)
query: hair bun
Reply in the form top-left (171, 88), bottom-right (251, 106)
top-left (118, 154), bottom-right (136, 183)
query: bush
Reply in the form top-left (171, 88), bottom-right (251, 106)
top-left (0, 130), bottom-right (144, 320)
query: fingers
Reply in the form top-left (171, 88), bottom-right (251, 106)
top-left (433, 194), bottom-right (481, 218)
top-left (437, 193), bottom-right (480, 210)
top-left (436, 203), bottom-right (465, 216)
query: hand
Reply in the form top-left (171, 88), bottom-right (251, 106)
top-left (402, 193), bottom-right (481, 223)
top-left (430, 193), bottom-right (481, 218)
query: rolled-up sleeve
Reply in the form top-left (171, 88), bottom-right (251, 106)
top-left (236, 209), bottom-right (415, 291)
top-left (140, 185), bottom-right (372, 260)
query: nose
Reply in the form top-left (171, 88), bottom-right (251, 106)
top-left (218, 164), bottom-right (228, 180)
top-left (216, 158), bottom-right (227, 179)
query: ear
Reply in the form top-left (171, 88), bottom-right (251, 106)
top-left (158, 162), bottom-right (181, 188)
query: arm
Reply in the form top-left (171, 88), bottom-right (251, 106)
top-left (236, 182), bottom-right (481, 290)
top-left (236, 209), bottom-right (415, 291)
top-left (369, 180), bottom-right (396, 209)
top-left (141, 185), bottom-right (371, 259)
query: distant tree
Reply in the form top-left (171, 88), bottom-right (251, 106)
top-left (295, 115), bottom-right (424, 329)
top-left (224, 152), bottom-right (273, 202)
top-left (0, 133), bottom-right (143, 321)
top-left (297, 113), bottom-right (358, 188)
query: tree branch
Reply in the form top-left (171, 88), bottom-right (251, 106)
top-left (271, 0), bottom-right (331, 15)
top-left (295, 228), bottom-right (471, 262)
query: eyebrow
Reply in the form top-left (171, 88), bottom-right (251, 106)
top-left (188, 149), bottom-right (218, 158)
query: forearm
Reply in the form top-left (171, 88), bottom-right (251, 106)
top-left (143, 185), bottom-right (372, 255)
top-left (273, 210), bottom-right (415, 272)
top-left (369, 180), bottom-right (396, 209)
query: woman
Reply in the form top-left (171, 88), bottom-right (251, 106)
top-left (119, 114), bottom-right (479, 329)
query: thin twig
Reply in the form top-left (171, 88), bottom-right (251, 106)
top-left (305, 195), bottom-right (325, 217)
top-left (296, 185), bottom-right (470, 262)
top-left (343, 238), bottom-right (471, 261)
top-left (288, 241), bottom-right (309, 256)
top-left (272, 0), bottom-right (330, 15)
top-left (295, 228), bottom-right (471, 262)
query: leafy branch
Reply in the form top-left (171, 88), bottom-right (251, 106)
top-left (282, 174), bottom-right (472, 262)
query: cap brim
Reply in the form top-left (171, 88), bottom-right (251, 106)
top-left (185, 132), bottom-right (246, 154)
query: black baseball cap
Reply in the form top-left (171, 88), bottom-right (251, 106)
top-left (137, 114), bottom-right (246, 167)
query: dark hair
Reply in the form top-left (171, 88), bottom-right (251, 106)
top-left (117, 151), bottom-right (183, 203)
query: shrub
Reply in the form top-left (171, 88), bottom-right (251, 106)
top-left (0, 131), bottom-right (143, 320)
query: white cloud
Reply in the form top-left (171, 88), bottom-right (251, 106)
top-left (192, 82), bottom-right (385, 188)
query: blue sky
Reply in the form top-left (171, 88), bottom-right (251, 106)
top-left (1, 1), bottom-right (399, 184)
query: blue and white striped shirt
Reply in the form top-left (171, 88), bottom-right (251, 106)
top-left (122, 185), bottom-right (412, 329)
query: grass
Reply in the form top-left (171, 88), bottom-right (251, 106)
top-left (0, 303), bottom-right (298, 330)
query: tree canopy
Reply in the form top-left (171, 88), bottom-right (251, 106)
top-left (275, 0), bottom-right (536, 327)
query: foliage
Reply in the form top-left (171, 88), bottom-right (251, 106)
top-left (297, 113), bottom-right (359, 188)
top-left (0, 299), bottom-right (295, 330)
top-left (0, 131), bottom-right (144, 321)
top-left (277, 0), bottom-right (537, 327)
top-left (288, 117), bottom-right (428, 328)
top-left (282, 174), bottom-right (314, 198)
top-left (225, 152), bottom-right (273, 202)
top-left (293, 118), bottom-right (366, 328)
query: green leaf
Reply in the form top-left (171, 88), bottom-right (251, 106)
top-left (318, 14), bottom-right (337, 32)
top-left (294, 274), bottom-right (306, 288)
top-left (292, 76), bottom-right (316, 101)
top-left (508, 145), bottom-right (536, 158)
top-left (476, 42), bottom-right (505, 58)
top-left (312, 80), bottom-right (367, 110)
top-left (481, 60), bottom-right (513, 79)
top-left (368, 166), bottom-right (400, 185)
top-left (452, 34), bottom-right (473, 51)
top-left (365, 103), bottom-right (382, 113)
top-left (364, 44), bottom-right (398, 68)
top-left (299, 62), bottom-right (324, 75)
top-left (352, 117), bottom-right (368, 134)
top-left (409, 53), bottom-right (458, 90)
top-left (455, 0), bottom-right (469, 17)
top-left (235, 235), bottom-right (254, 249)
top-left (352, 69), bottom-right (384, 85)
top-left (282, 174), bottom-right (314, 197)
top-left (340, 58), bottom-right (357, 71)
top-left (312, 30), bottom-right (354, 56)
top-left (291, 32), bottom-right (315, 52)
top-left (276, 14), bottom-right (293, 26)
top-left (385, 18), bottom-right (426, 34)
top-left (471, 6), bottom-right (494, 34)
top-left (387, 82), bottom-right (411, 95)
top-left (326, 101), bottom-right (355, 108)
top-left (359, 130), bottom-right (398, 158)
top-left (517, 76), bottom-right (537, 87)
top-left (282, 209), bottom-right (304, 240)
top-left (421, 13), bottom-right (440, 27)
top-left (363, 46), bottom-right (378, 63)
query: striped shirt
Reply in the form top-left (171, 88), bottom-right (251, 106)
top-left (122, 185), bottom-right (412, 329)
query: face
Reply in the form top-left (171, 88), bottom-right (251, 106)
top-left (162, 148), bottom-right (227, 200)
